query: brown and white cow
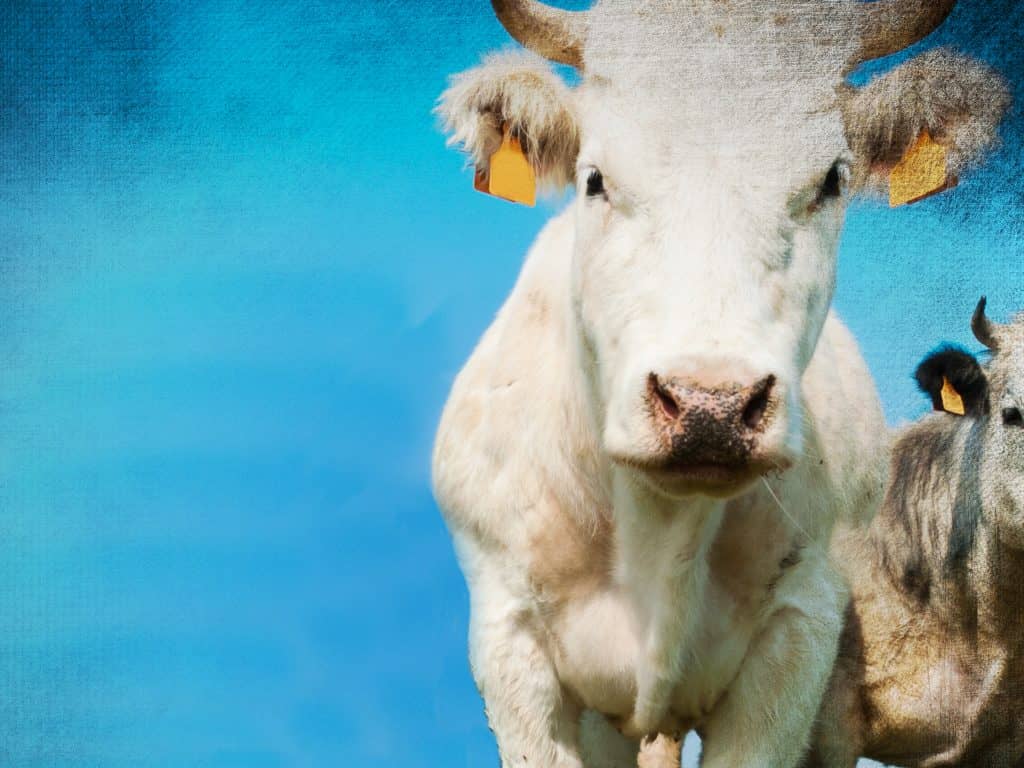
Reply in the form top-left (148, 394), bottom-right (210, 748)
top-left (431, 2), bottom-right (1009, 766)
top-left (808, 299), bottom-right (1024, 768)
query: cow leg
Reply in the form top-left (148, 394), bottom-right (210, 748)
top-left (637, 735), bottom-right (682, 768)
top-left (579, 711), bottom-right (641, 767)
top-left (468, 569), bottom-right (585, 768)
top-left (698, 556), bottom-right (846, 768)
top-left (800, 682), bottom-right (861, 768)
top-left (579, 710), bottom-right (682, 768)
top-left (801, 643), bottom-right (864, 768)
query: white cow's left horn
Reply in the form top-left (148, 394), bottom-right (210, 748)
top-left (491, 0), bottom-right (588, 69)
top-left (852, 0), bottom-right (957, 63)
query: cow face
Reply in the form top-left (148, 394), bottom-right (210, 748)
top-left (438, 1), bottom-right (1008, 500)
top-left (918, 300), bottom-right (1024, 547)
top-left (989, 334), bottom-right (1024, 545)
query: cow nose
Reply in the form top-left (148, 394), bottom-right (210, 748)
top-left (646, 370), bottom-right (777, 465)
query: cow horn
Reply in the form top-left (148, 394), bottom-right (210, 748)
top-left (972, 296), bottom-right (1003, 351)
top-left (853, 0), bottom-right (957, 63)
top-left (491, 0), bottom-right (587, 69)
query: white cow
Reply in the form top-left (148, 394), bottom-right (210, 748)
top-left (432, 2), bottom-right (1009, 766)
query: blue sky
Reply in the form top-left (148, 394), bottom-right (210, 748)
top-left (0, 1), bottom-right (1021, 765)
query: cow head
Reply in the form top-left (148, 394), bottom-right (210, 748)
top-left (439, 0), bottom-right (1009, 500)
top-left (917, 299), bottom-right (1024, 547)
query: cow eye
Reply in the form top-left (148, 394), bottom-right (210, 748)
top-left (803, 160), bottom-right (849, 216)
top-left (585, 169), bottom-right (605, 198)
top-left (1002, 407), bottom-right (1023, 427)
top-left (820, 162), bottom-right (843, 199)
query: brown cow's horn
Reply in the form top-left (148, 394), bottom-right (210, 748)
top-left (491, 0), bottom-right (587, 69)
top-left (853, 0), bottom-right (957, 63)
top-left (972, 296), bottom-right (1002, 351)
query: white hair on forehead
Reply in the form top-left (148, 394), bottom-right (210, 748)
top-left (583, 0), bottom-right (857, 81)
top-left (577, 0), bottom-right (854, 182)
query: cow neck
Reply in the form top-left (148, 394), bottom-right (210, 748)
top-left (610, 470), bottom-right (725, 635)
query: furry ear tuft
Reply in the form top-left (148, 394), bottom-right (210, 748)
top-left (843, 49), bottom-right (1011, 193)
top-left (436, 51), bottom-right (580, 191)
top-left (914, 345), bottom-right (988, 417)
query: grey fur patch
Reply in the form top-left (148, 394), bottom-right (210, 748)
top-left (944, 418), bottom-right (985, 575)
top-left (874, 415), bottom-right (982, 607)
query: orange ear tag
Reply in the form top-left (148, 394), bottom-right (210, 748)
top-left (474, 125), bottom-right (536, 207)
top-left (940, 376), bottom-right (966, 416)
top-left (889, 131), bottom-right (957, 208)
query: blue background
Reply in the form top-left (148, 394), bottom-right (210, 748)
top-left (0, 1), bottom-right (1021, 765)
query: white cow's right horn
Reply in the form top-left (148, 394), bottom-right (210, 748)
top-left (852, 0), bottom-right (957, 64)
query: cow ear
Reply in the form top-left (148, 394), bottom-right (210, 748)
top-left (914, 346), bottom-right (988, 417)
top-left (843, 49), bottom-right (1010, 195)
top-left (436, 51), bottom-right (580, 191)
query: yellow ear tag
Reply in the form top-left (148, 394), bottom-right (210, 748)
top-left (940, 376), bottom-right (966, 416)
top-left (474, 125), bottom-right (536, 207)
top-left (889, 131), bottom-right (957, 208)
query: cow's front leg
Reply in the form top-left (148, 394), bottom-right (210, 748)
top-left (468, 570), bottom-right (584, 768)
top-left (920, 653), bottom-right (1007, 768)
top-left (637, 735), bottom-right (682, 768)
top-left (699, 554), bottom-right (846, 768)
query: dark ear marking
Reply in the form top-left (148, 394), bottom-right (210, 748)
top-left (914, 345), bottom-right (988, 417)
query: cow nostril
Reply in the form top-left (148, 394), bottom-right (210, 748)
top-left (648, 373), bottom-right (680, 420)
top-left (742, 375), bottom-right (776, 430)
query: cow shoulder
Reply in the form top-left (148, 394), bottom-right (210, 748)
top-left (433, 210), bottom-right (606, 568)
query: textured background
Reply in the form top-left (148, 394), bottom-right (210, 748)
top-left (0, 0), bottom-right (1021, 765)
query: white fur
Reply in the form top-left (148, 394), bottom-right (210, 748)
top-left (433, 3), bottom-right (1006, 766)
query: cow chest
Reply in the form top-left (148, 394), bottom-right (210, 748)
top-left (542, 508), bottom-right (795, 731)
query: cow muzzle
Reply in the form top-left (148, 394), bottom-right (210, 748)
top-left (622, 362), bottom-right (792, 497)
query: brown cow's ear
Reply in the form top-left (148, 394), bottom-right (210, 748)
top-left (843, 49), bottom-right (1010, 198)
top-left (914, 346), bottom-right (988, 417)
top-left (436, 51), bottom-right (580, 192)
